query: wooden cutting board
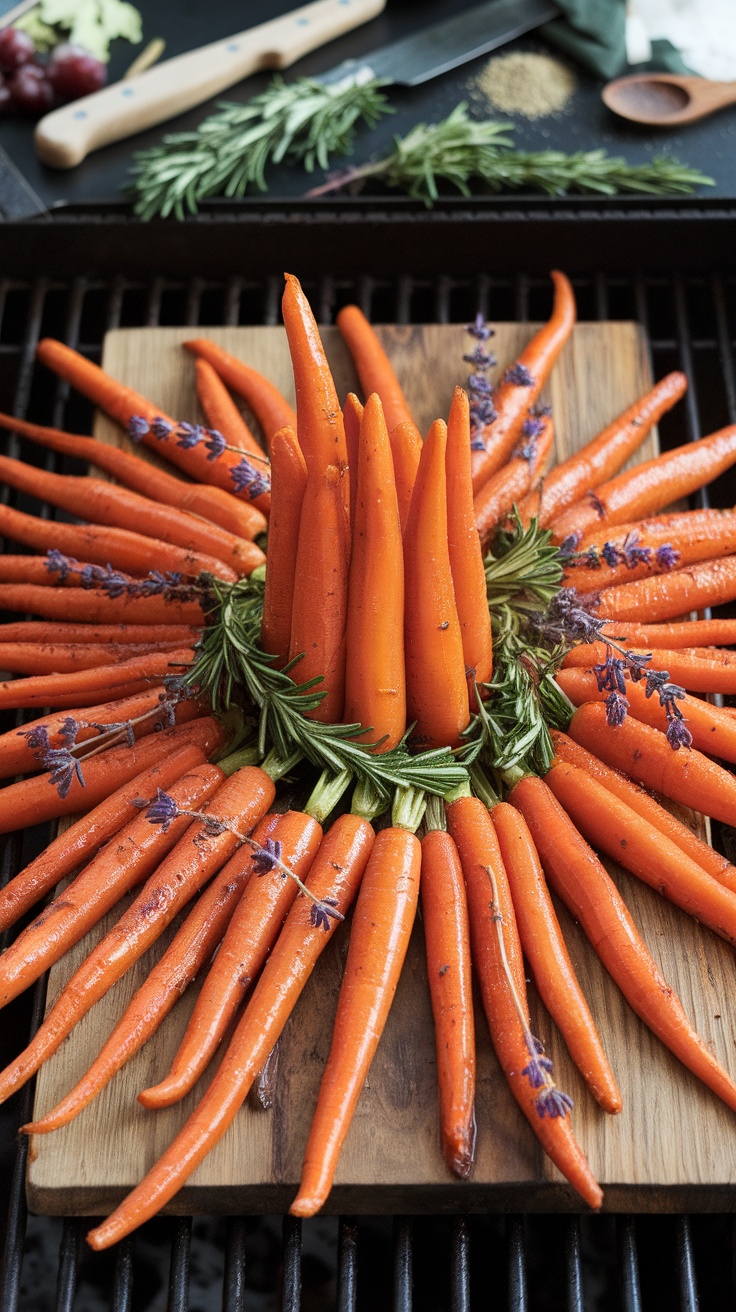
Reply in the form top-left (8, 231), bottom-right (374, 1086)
top-left (26, 321), bottom-right (736, 1216)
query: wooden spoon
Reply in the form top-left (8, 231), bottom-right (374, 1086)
top-left (602, 73), bottom-right (736, 126)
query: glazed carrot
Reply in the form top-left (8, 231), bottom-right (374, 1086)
top-left (0, 642), bottom-right (182, 676)
top-left (288, 462), bottom-right (350, 723)
top-left (446, 387), bottom-right (493, 707)
top-left (260, 426), bottom-right (307, 665)
top-left (574, 505), bottom-right (736, 557)
top-left (0, 715), bottom-right (225, 836)
top-left (0, 584), bottom-right (205, 627)
top-left (471, 271), bottom-right (576, 493)
top-left (447, 795), bottom-right (602, 1210)
top-left (550, 423), bottom-right (736, 544)
top-left (35, 339), bottom-right (268, 508)
top-left (590, 556), bottom-right (736, 624)
top-left (510, 774), bottom-right (736, 1114)
top-left (403, 419), bottom-right (470, 748)
top-left (23, 841), bottom-right (256, 1134)
top-left (139, 808), bottom-right (323, 1109)
top-left (598, 619), bottom-right (736, 649)
top-left (563, 641), bottom-right (736, 695)
top-left (86, 814), bottom-right (374, 1250)
top-left (336, 304), bottom-right (421, 439)
top-left (342, 392), bottom-right (363, 533)
top-left (0, 766), bottom-right (276, 1105)
top-left (491, 800), bottom-right (621, 1114)
top-left (291, 824), bottom-right (421, 1217)
top-left (0, 621), bottom-right (201, 646)
top-left (0, 743), bottom-right (208, 933)
top-left (0, 453), bottom-right (264, 577)
top-left (474, 409), bottom-right (555, 548)
top-left (420, 826), bottom-right (476, 1177)
top-left (0, 763), bottom-right (224, 1008)
top-left (282, 274), bottom-right (348, 478)
top-left (389, 419), bottom-right (423, 533)
top-left (519, 372), bottom-right (686, 529)
top-left (343, 393), bottom-right (406, 750)
top-left (567, 701), bottom-right (736, 826)
top-left (0, 502), bottom-right (239, 585)
top-left (556, 666), bottom-right (736, 765)
top-left (195, 355), bottom-right (268, 464)
top-left (550, 729), bottom-right (736, 893)
top-left (0, 410), bottom-right (267, 541)
top-left (183, 339), bottom-right (297, 441)
top-left (0, 646), bottom-right (195, 712)
top-left (565, 509), bottom-right (736, 592)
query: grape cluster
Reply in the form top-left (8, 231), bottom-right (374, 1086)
top-left (0, 29), bottom-right (106, 116)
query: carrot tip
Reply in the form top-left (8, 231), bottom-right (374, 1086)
top-left (288, 1195), bottom-right (323, 1219)
top-left (136, 1084), bottom-right (179, 1110)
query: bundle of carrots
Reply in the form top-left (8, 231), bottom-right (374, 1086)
top-left (3, 268), bottom-right (736, 1246)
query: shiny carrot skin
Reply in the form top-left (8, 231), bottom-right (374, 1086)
top-left (35, 338), bottom-right (266, 507)
top-left (446, 387), bottom-right (493, 707)
top-left (140, 809), bottom-right (322, 1109)
top-left (567, 509), bottom-right (736, 592)
top-left (342, 392), bottom-right (363, 534)
top-left (0, 645), bottom-right (195, 712)
top-left (0, 409), bottom-right (267, 541)
top-left (389, 419), bottom-right (423, 533)
top-left (0, 501), bottom-right (240, 585)
top-left (471, 271), bottom-right (576, 493)
top-left (23, 844), bottom-right (257, 1135)
top-left (0, 767), bottom-right (276, 1106)
top-left (288, 462), bottom-right (350, 723)
top-left (0, 452), bottom-right (264, 577)
top-left (546, 760), bottom-right (736, 946)
top-left (568, 701), bottom-right (736, 826)
top-left (282, 273), bottom-right (348, 477)
top-left (474, 410), bottom-right (554, 547)
top-left (550, 730), bottom-right (736, 893)
top-left (86, 814), bottom-right (374, 1250)
top-left (550, 423), bottom-right (736, 544)
top-left (420, 828), bottom-right (476, 1177)
top-left (510, 774), bottom-right (736, 1115)
top-left (0, 716), bottom-right (225, 837)
top-left (563, 641), bottom-right (736, 695)
top-left (0, 743), bottom-right (207, 933)
top-left (556, 666), bottom-right (736, 766)
top-left (0, 556), bottom-right (98, 586)
top-left (260, 426), bottom-right (307, 665)
top-left (0, 763), bottom-right (224, 1009)
top-left (336, 304), bottom-right (421, 438)
top-left (183, 339), bottom-right (297, 441)
top-left (447, 795), bottom-right (602, 1210)
top-left (195, 355), bottom-right (265, 459)
top-left (291, 826), bottom-right (421, 1217)
top-left (491, 801), bottom-right (621, 1114)
top-left (0, 642), bottom-right (181, 676)
top-left (0, 583), bottom-right (205, 627)
top-left (591, 556), bottom-right (736, 624)
top-left (519, 372), bottom-right (686, 529)
top-left (599, 618), bottom-right (736, 648)
top-left (403, 419), bottom-right (470, 749)
top-left (344, 393), bottom-right (406, 750)
top-left (0, 621), bottom-right (201, 647)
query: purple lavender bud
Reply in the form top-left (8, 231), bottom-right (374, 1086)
top-left (43, 746), bottom-right (85, 799)
top-left (310, 895), bottom-right (341, 932)
top-left (127, 415), bottom-right (150, 443)
top-left (593, 655), bottom-right (626, 695)
top-left (504, 363), bottom-right (534, 387)
top-left (176, 422), bottom-right (204, 450)
top-left (468, 372), bottom-right (494, 397)
top-left (644, 668), bottom-right (670, 697)
top-left (535, 1087), bottom-right (574, 1119)
top-left (470, 398), bottom-right (498, 426)
top-left (463, 344), bottom-right (497, 369)
top-left (521, 416), bottom-right (545, 441)
top-left (470, 434), bottom-right (487, 452)
top-left (150, 416), bottom-right (173, 440)
top-left (465, 313), bottom-right (495, 341)
top-left (666, 718), bottom-right (693, 750)
top-left (605, 690), bottom-right (629, 727)
top-left (22, 724), bottom-right (51, 753)
top-left (558, 533), bottom-right (582, 555)
top-left (656, 543), bottom-right (680, 570)
top-left (58, 717), bottom-right (82, 748)
top-left (230, 457), bottom-right (270, 497)
top-left (582, 546), bottom-right (601, 569)
top-left (601, 541), bottom-right (624, 568)
top-left (45, 548), bottom-right (79, 582)
top-left (145, 788), bottom-right (180, 831)
top-left (203, 428), bottom-right (227, 462)
top-left (622, 532), bottom-right (653, 568)
top-left (251, 837), bottom-right (283, 876)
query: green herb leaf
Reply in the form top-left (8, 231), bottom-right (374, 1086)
top-left (20, 0), bottom-right (142, 60)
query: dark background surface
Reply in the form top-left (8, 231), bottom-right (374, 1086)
top-left (0, 0), bottom-right (734, 212)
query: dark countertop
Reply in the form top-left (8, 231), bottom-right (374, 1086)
top-left (0, 0), bottom-right (734, 214)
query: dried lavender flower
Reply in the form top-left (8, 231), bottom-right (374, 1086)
top-left (503, 362), bottom-right (534, 387)
top-left (251, 837), bottom-right (284, 876)
top-left (127, 415), bottom-right (150, 442)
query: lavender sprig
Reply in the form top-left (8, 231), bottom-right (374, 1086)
top-left (464, 313), bottom-right (497, 450)
top-left (565, 531), bottom-right (680, 575)
top-left (127, 415), bottom-right (271, 481)
top-left (44, 552), bottom-right (209, 606)
top-left (503, 362), bottom-right (534, 387)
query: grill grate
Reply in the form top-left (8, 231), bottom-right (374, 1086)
top-left (1, 265), bottom-right (736, 1311)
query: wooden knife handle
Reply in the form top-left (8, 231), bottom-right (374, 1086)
top-left (34, 0), bottom-right (386, 170)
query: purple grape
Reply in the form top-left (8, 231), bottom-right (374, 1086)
top-left (0, 28), bottom-right (36, 74)
top-left (8, 63), bottom-right (54, 114)
top-left (47, 44), bottom-right (106, 100)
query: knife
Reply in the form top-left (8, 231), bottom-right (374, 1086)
top-left (35, 0), bottom-right (560, 172)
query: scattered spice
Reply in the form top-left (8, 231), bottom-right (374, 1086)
top-left (474, 51), bottom-right (577, 120)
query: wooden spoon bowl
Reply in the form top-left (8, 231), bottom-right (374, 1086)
top-left (602, 73), bottom-right (736, 126)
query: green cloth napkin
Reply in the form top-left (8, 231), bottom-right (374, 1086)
top-left (539, 0), bottom-right (691, 80)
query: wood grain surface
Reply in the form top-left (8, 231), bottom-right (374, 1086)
top-left (26, 321), bottom-right (736, 1216)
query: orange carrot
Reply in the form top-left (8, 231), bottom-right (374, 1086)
top-left (336, 304), bottom-right (421, 439)
top-left (183, 339), bottom-right (297, 441)
top-left (290, 825), bottom-right (421, 1217)
top-left (446, 387), bottom-right (493, 707)
top-left (0, 556), bottom-right (97, 587)
top-left (389, 419), bottom-right (423, 533)
top-left (563, 641), bottom-right (736, 695)
top-left (474, 410), bottom-right (555, 547)
top-left (86, 814), bottom-right (374, 1249)
top-left (343, 393), bottom-right (406, 750)
top-left (342, 392), bottom-right (364, 534)
top-left (491, 800), bottom-right (621, 1114)
top-left (282, 274), bottom-right (348, 478)
top-left (0, 410), bottom-right (267, 541)
top-left (195, 356), bottom-right (268, 463)
top-left (510, 774), bottom-right (736, 1115)
top-left (0, 621), bottom-right (200, 646)
top-left (565, 508), bottom-right (736, 591)
top-left (600, 618), bottom-right (736, 647)
top-left (0, 583), bottom-right (204, 626)
top-left (260, 426), bottom-right (307, 665)
top-left (0, 645), bottom-right (195, 712)
top-left (0, 766), bottom-right (276, 1105)
top-left (403, 419), bottom-right (470, 748)
top-left (0, 716), bottom-right (224, 836)
top-left (0, 642), bottom-right (182, 676)
top-left (139, 808), bottom-right (322, 1109)
top-left (519, 372), bottom-right (686, 529)
top-left (0, 762), bottom-right (224, 1008)
top-left (447, 794), bottom-right (602, 1209)
top-left (471, 271), bottom-right (576, 493)
top-left (420, 826), bottom-right (476, 1177)
top-left (550, 423), bottom-right (736, 544)
top-left (590, 556), bottom-right (736, 623)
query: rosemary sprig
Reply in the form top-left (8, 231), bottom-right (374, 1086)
top-left (131, 75), bottom-right (392, 219)
top-left (485, 510), bottom-right (565, 619)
